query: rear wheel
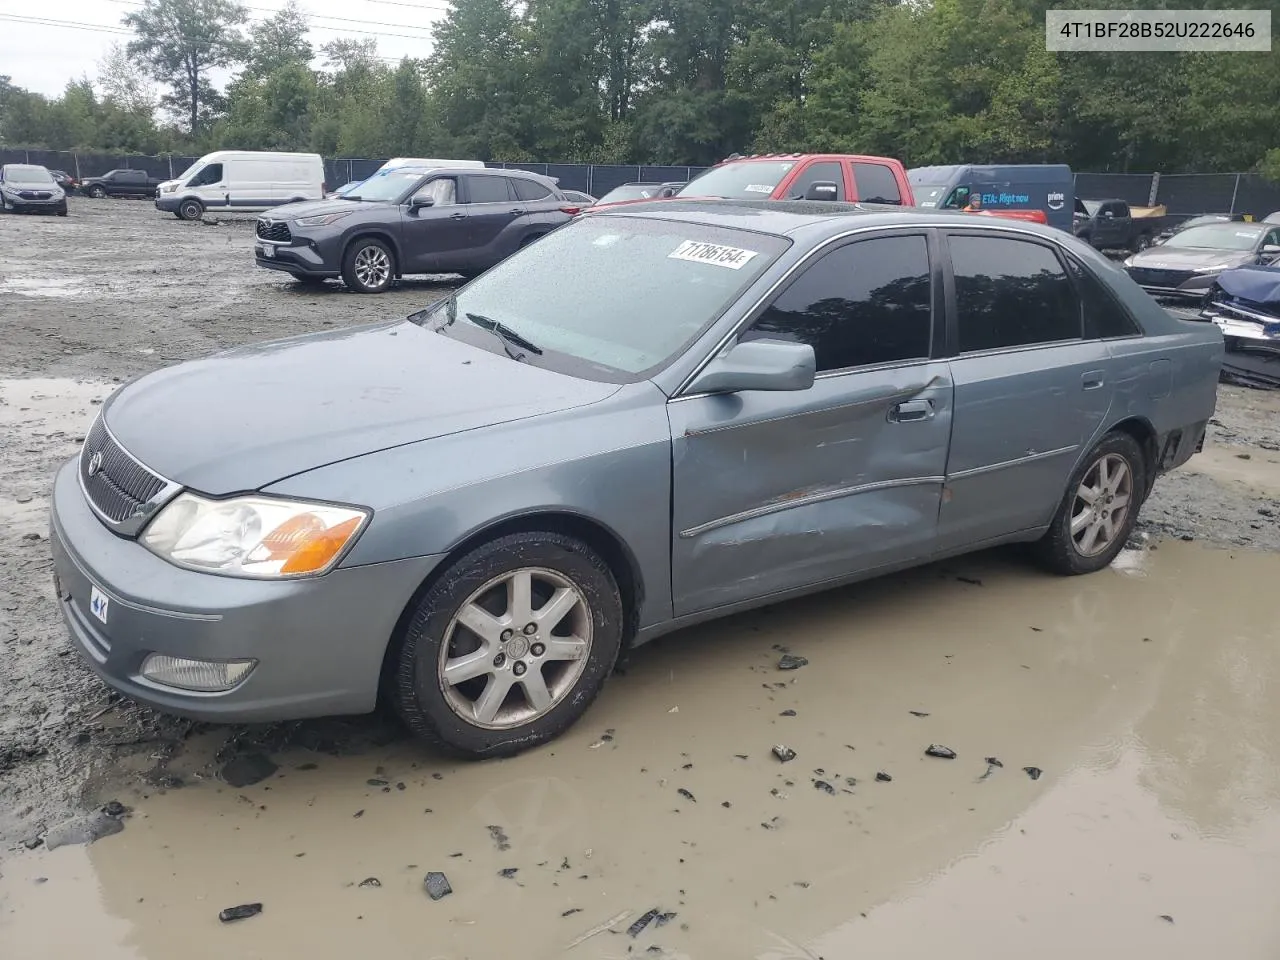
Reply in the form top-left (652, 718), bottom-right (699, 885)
top-left (88, 185), bottom-right (106, 199)
top-left (177, 198), bottom-right (204, 221)
top-left (1035, 431), bottom-right (1146, 575)
top-left (389, 531), bottom-right (623, 757)
top-left (342, 238), bottom-right (395, 293)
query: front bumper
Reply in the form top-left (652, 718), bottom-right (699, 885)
top-left (3, 193), bottom-right (66, 212)
top-left (154, 195), bottom-right (181, 212)
top-left (1126, 266), bottom-right (1219, 300)
top-left (254, 237), bottom-right (337, 277)
top-left (49, 460), bottom-right (441, 723)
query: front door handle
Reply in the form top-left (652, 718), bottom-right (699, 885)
top-left (888, 399), bottom-right (935, 422)
top-left (450, 212), bottom-right (466, 220)
top-left (1082, 370), bottom-right (1106, 390)
top-left (510, 208), bottom-right (526, 216)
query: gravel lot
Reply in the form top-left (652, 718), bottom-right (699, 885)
top-left (3, 199), bottom-right (1280, 959)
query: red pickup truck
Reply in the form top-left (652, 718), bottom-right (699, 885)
top-left (673, 153), bottom-right (916, 206)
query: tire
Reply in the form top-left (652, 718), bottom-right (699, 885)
top-left (177, 198), bottom-right (204, 221)
top-left (88, 185), bottom-right (106, 199)
top-left (56, 204), bottom-right (68, 217)
top-left (342, 238), bottom-right (395, 293)
top-left (1131, 234), bottom-right (1152, 253)
top-left (389, 530), bottom-right (624, 758)
top-left (1035, 431), bottom-right (1147, 576)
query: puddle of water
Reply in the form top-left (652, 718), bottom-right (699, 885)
top-left (0, 377), bottom-right (114, 526)
top-left (2, 542), bottom-right (1279, 959)
top-left (1187, 443), bottom-right (1280, 498)
top-left (0, 276), bottom-right (82, 299)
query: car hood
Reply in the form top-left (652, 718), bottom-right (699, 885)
top-left (264, 198), bottom-right (384, 220)
top-left (1129, 247), bottom-right (1255, 269)
top-left (103, 319), bottom-right (619, 493)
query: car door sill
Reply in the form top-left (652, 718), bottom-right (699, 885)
top-left (639, 526), bottom-right (1043, 647)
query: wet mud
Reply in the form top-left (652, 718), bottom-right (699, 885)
top-left (3, 202), bottom-right (1280, 957)
top-left (4, 542), bottom-right (1280, 958)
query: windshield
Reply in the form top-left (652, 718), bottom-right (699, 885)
top-left (596, 184), bottom-right (664, 204)
top-left (4, 165), bottom-right (55, 185)
top-left (343, 170), bottom-right (427, 202)
top-left (418, 216), bottom-right (789, 380)
top-left (913, 185), bottom-right (950, 208)
top-left (1079, 200), bottom-right (1101, 216)
top-left (678, 161), bottom-right (797, 199)
top-left (1163, 223), bottom-right (1262, 251)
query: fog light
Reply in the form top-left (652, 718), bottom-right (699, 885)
top-left (140, 655), bottom-right (256, 692)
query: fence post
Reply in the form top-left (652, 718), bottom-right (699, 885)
top-left (74, 153), bottom-right (81, 180)
top-left (1229, 173), bottom-right (1240, 215)
top-left (1148, 173), bottom-right (1160, 207)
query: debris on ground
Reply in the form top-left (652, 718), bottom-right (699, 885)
top-left (677, 788), bottom-right (696, 802)
top-left (564, 909), bottom-right (633, 950)
top-left (1160, 914), bottom-right (1174, 923)
top-left (499, 867), bottom-right (519, 878)
top-left (562, 908), bottom-right (583, 917)
top-left (772, 745), bottom-right (797, 763)
top-left (488, 824), bottom-right (512, 851)
top-left (43, 809), bottom-right (125, 850)
top-left (925, 745), bottom-right (957, 759)
top-left (219, 753), bottom-right (278, 788)
top-left (358, 877), bottom-right (381, 888)
top-left (100, 800), bottom-right (127, 817)
top-left (777, 654), bottom-right (809, 670)
top-left (813, 780), bottom-right (836, 795)
top-left (218, 903), bottom-right (263, 922)
top-left (875, 772), bottom-right (893, 782)
top-left (424, 872), bottom-right (453, 901)
top-left (978, 757), bottom-right (1004, 781)
top-left (627, 908), bottom-right (662, 937)
top-left (779, 709), bottom-right (796, 717)
top-left (1023, 766), bottom-right (1043, 781)
top-left (909, 710), bottom-right (930, 717)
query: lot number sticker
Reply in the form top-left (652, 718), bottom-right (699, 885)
top-left (668, 240), bottom-right (759, 270)
top-left (90, 585), bottom-right (110, 624)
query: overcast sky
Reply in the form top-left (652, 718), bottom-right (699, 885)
top-left (2, 0), bottom-right (451, 97)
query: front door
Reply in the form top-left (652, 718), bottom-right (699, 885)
top-left (400, 177), bottom-right (469, 273)
top-left (669, 232), bottom-right (953, 617)
top-left (187, 162), bottom-right (227, 208)
top-left (937, 231), bottom-right (1113, 551)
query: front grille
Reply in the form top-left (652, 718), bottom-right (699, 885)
top-left (80, 416), bottom-right (166, 524)
top-left (256, 218), bottom-right (291, 243)
top-left (1127, 267), bottom-right (1195, 288)
top-left (18, 191), bottom-right (53, 200)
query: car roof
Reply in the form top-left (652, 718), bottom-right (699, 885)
top-left (583, 197), bottom-right (1077, 242)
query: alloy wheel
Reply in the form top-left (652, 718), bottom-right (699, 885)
top-left (353, 245), bottom-right (391, 289)
top-left (437, 567), bottom-right (593, 729)
top-left (1069, 453), bottom-right (1133, 557)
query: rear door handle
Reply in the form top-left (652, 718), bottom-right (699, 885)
top-left (1082, 370), bottom-right (1106, 390)
top-left (510, 207), bottom-right (527, 216)
top-left (888, 399), bottom-right (935, 422)
top-left (449, 212), bottom-right (466, 220)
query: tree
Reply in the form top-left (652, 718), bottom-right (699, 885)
top-left (97, 43), bottom-right (157, 114)
top-left (124, 0), bottom-right (249, 137)
top-left (245, 1), bottom-right (313, 79)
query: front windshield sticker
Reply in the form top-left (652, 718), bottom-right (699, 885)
top-left (1237, 231), bottom-right (1259, 238)
top-left (743, 184), bottom-right (774, 194)
top-left (668, 240), bottom-right (759, 269)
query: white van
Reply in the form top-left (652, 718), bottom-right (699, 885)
top-left (156, 151), bottom-right (326, 220)
top-left (330, 157), bottom-right (485, 197)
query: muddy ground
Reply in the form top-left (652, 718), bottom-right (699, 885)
top-left (3, 200), bottom-right (1280, 958)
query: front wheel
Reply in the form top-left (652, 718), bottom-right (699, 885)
top-left (1035, 431), bottom-right (1146, 575)
top-left (177, 198), bottom-right (204, 221)
top-left (88, 185), bottom-right (106, 199)
top-left (1131, 234), bottom-right (1152, 253)
top-left (342, 238), bottom-right (395, 293)
top-left (389, 531), bottom-right (623, 757)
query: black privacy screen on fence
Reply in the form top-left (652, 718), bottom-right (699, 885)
top-left (5, 147), bottom-right (1280, 218)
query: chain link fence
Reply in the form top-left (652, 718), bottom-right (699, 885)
top-left (4, 148), bottom-right (1279, 217)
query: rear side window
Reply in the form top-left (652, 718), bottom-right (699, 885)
top-left (513, 178), bottom-right (552, 201)
top-left (852, 163), bottom-right (902, 205)
top-left (742, 235), bottom-right (932, 372)
top-left (949, 236), bottom-right (1080, 352)
top-left (786, 161), bottom-right (845, 201)
top-left (120, 170), bottom-right (144, 182)
top-left (1066, 257), bottom-right (1141, 339)
top-left (466, 176), bottom-right (511, 204)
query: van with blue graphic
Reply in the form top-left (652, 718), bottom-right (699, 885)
top-left (908, 164), bottom-right (1073, 232)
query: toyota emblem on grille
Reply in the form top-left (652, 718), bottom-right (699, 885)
top-left (86, 451), bottom-right (105, 477)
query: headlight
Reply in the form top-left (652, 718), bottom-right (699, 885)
top-left (162, 184), bottom-right (178, 194)
top-left (1193, 264), bottom-right (1230, 273)
top-left (295, 211), bottom-right (353, 227)
top-left (141, 493), bottom-right (370, 578)
top-left (1122, 256), bottom-right (1135, 267)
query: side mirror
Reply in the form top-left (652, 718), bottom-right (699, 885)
top-left (686, 339), bottom-right (816, 395)
top-left (1263, 244), bottom-right (1280, 255)
top-left (1103, 210), bottom-right (1114, 219)
top-left (804, 182), bottom-right (839, 201)
top-left (409, 194), bottom-right (435, 211)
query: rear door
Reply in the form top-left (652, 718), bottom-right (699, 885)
top-left (937, 231), bottom-right (1113, 552)
top-left (1096, 201), bottom-right (1130, 248)
top-left (462, 175), bottom-right (519, 265)
top-left (669, 231), bottom-right (952, 616)
top-left (400, 176), bottom-right (470, 273)
top-left (512, 177), bottom-right (569, 229)
top-left (117, 169), bottom-right (147, 196)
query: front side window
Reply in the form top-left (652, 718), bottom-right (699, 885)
top-left (741, 235), bottom-right (933, 372)
top-left (420, 216), bottom-right (789, 381)
top-left (949, 235), bottom-right (1080, 352)
top-left (188, 163), bottom-right (222, 187)
top-left (417, 178), bottom-right (456, 206)
top-left (466, 176), bottom-right (511, 204)
top-left (853, 163), bottom-right (902, 205)
top-left (786, 162), bottom-right (844, 201)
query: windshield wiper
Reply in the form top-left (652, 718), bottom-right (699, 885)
top-left (465, 312), bottom-right (543, 360)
